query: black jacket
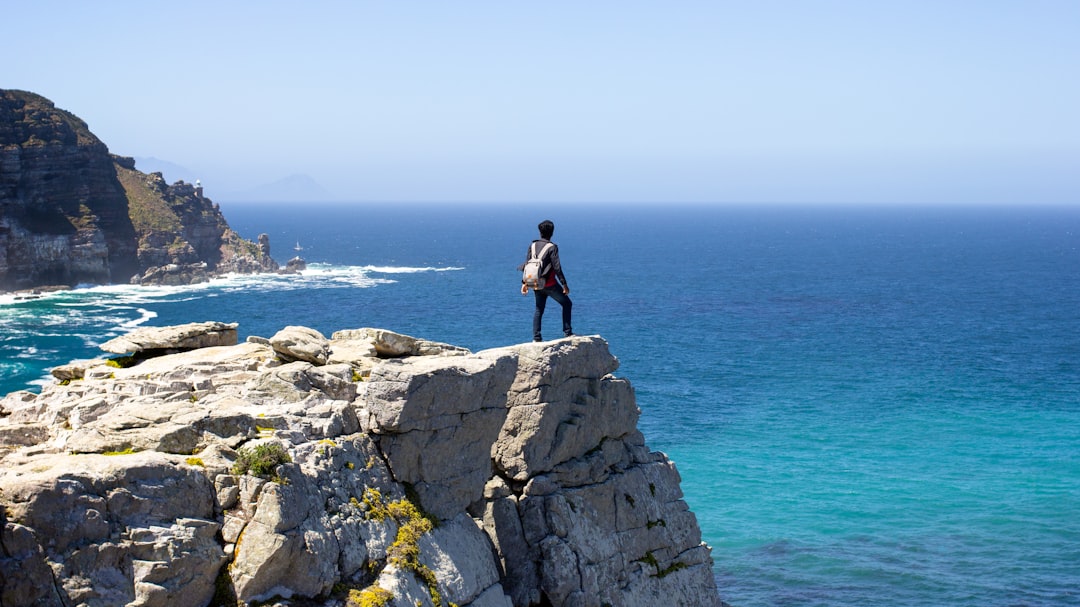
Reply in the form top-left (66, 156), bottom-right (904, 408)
top-left (521, 238), bottom-right (567, 289)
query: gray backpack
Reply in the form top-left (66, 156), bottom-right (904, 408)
top-left (522, 241), bottom-right (554, 289)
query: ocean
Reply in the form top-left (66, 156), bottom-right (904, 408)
top-left (2, 202), bottom-right (1079, 606)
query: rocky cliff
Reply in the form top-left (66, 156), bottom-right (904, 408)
top-left (0, 324), bottom-right (723, 607)
top-left (0, 90), bottom-right (278, 292)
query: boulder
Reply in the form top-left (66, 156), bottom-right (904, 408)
top-left (326, 334), bottom-right (379, 374)
top-left (50, 358), bottom-right (108, 381)
top-left (130, 262), bottom-right (211, 286)
top-left (270, 325), bottom-right (330, 365)
top-left (99, 321), bottom-right (239, 354)
top-left (332, 327), bottom-right (470, 358)
top-left (283, 256), bottom-right (307, 273)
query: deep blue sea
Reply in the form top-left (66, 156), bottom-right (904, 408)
top-left (3, 203), bottom-right (1079, 606)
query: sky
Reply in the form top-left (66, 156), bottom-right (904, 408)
top-left (6, 1), bottom-right (1079, 204)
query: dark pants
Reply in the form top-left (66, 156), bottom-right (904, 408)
top-left (533, 286), bottom-right (572, 341)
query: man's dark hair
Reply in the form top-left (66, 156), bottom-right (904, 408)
top-left (538, 220), bottom-right (555, 239)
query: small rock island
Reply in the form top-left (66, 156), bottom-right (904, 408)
top-left (0, 323), bottom-right (724, 607)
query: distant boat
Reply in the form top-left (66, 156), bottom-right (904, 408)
top-left (294, 241), bottom-right (304, 252)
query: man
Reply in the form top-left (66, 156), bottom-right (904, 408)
top-left (520, 219), bottom-right (573, 341)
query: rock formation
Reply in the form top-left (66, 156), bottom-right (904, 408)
top-left (0, 323), bottom-right (723, 607)
top-left (0, 89), bottom-right (278, 292)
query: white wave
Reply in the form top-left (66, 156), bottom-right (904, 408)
top-left (119, 308), bottom-right (158, 329)
top-left (14, 346), bottom-right (41, 358)
top-left (1, 263), bottom-right (461, 316)
top-left (359, 265), bottom-right (465, 274)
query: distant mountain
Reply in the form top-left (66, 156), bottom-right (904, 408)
top-left (132, 156), bottom-right (200, 185)
top-left (222, 174), bottom-right (333, 203)
top-left (130, 161), bottom-right (334, 203)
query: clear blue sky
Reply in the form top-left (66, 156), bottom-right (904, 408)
top-left (7, 1), bottom-right (1079, 204)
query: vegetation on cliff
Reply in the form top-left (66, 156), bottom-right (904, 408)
top-left (115, 162), bottom-right (185, 234)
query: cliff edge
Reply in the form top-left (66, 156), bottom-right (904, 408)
top-left (0, 89), bottom-right (278, 292)
top-left (0, 324), bottom-right (723, 607)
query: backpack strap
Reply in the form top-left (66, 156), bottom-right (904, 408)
top-left (533, 242), bottom-right (554, 270)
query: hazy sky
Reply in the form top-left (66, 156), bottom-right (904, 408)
top-left (7, 1), bottom-right (1079, 204)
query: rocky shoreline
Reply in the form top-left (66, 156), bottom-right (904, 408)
top-left (0, 322), bottom-right (723, 607)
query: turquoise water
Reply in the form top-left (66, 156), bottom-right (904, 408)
top-left (2, 203), bottom-right (1079, 606)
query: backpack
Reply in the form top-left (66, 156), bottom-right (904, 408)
top-left (522, 241), bottom-right (554, 289)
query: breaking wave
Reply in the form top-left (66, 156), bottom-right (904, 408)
top-left (0, 263), bottom-right (464, 393)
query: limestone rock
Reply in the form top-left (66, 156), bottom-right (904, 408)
top-left (326, 335), bottom-right (378, 372)
top-left (49, 358), bottom-right (108, 381)
top-left (0, 451), bottom-right (223, 607)
top-left (99, 321), bottom-right (239, 354)
top-left (332, 327), bottom-right (470, 357)
top-left (0, 323), bottom-right (724, 607)
top-left (361, 353), bottom-right (517, 520)
top-left (483, 337), bottom-right (637, 481)
top-left (270, 325), bottom-right (330, 365)
top-left (417, 513), bottom-right (510, 606)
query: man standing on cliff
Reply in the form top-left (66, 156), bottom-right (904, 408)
top-left (520, 219), bottom-right (573, 342)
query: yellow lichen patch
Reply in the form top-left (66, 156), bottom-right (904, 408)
top-left (347, 585), bottom-right (394, 607)
top-left (361, 487), bottom-right (387, 520)
top-left (359, 487), bottom-right (450, 606)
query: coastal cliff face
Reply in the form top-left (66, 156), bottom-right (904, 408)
top-left (0, 89), bottom-right (277, 291)
top-left (0, 325), bottom-right (723, 607)
top-left (0, 89), bottom-right (138, 289)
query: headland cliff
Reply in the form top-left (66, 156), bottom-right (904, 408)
top-left (0, 89), bottom-right (280, 292)
top-left (0, 323), bottom-right (724, 607)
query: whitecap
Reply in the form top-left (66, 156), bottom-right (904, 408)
top-left (360, 265), bottom-right (465, 274)
top-left (119, 308), bottom-right (158, 329)
top-left (15, 348), bottom-right (57, 360)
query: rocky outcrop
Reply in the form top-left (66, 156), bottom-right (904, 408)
top-left (284, 255), bottom-right (307, 274)
top-left (99, 321), bottom-right (240, 354)
top-left (0, 325), bottom-right (723, 607)
top-left (0, 89), bottom-right (278, 291)
top-left (117, 162), bottom-right (279, 285)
